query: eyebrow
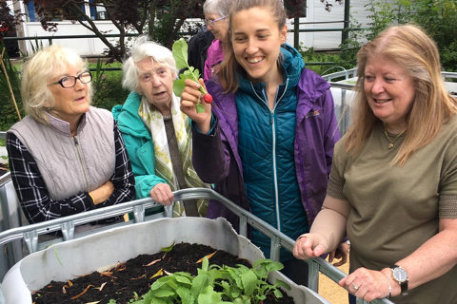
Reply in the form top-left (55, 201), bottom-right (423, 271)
top-left (233, 28), bottom-right (270, 35)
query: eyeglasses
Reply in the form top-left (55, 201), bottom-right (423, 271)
top-left (204, 15), bottom-right (227, 26)
top-left (50, 71), bottom-right (92, 88)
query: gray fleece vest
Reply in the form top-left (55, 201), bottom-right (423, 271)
top-left (9, 107), bottom-right (115, 200)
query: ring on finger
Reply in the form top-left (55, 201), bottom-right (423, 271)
top-left (352, 283), bottom-right (359, 291)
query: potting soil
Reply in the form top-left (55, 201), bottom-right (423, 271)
top-left (32, 242), bottom-right (295, 304)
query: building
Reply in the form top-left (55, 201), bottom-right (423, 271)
top-left (11, 0), bottom-right (373, 57)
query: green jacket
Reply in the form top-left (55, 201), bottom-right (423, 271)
top-left (112, 92), bottom-right (165, 199)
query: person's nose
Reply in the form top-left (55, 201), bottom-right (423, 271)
top-left (371, 77), bottom-right (385, 95)
top-left (150, 74), bottom-right (161, 87)
top-left (246, 38), bottom-right (258, 54)
top-left (74, 77), bottom-right (85, 90)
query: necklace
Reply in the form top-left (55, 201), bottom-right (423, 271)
top-left (383, 128), bottom-right (406, 149)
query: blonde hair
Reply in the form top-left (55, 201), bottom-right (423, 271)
top-left (345, 24), bottom-right (457, 166)
top-left (21, 44), bottom-right (92, 125)
top-left (122, 36), bottom-right (177, 92)
top-left (217, 0), bottom-right (286, 93)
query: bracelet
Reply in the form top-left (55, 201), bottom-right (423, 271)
top-left (387, 283), bottom-right (392, 298)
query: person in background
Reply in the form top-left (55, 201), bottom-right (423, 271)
top-left (293, 24), bottom-right (457, 304)
top-left (202, 0), bottom-right (231, 80)
top-left (7, 44), bottom-right (135, 225)
top-left (180, 0), bottom-right (341, 285)
top-left (187, 25), bottom-right (214, 79)
top-left (113, 37), bottom-right (208, 217)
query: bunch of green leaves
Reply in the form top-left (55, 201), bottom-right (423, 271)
top-left (172, 38), bottom-right (207, 113)
top-left (129, 258), bottom-right (289, 304)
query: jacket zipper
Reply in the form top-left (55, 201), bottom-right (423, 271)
top-left (74, 136), bottom-right (89, 190)
top-left (251, 78), bottom-right (290, 232)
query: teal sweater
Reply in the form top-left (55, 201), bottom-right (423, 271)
top-left (112, 92), bottom-right (166, 199)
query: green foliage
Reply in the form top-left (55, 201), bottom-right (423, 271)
top-left (359, 0), bottom-right (457, 71)
top-left (0, 43), bottom-right (22, 131)
top-left (130, 258), bottom-right (289, 304)
top-left (299, 46), bottom-right (353, 75)
top-left (89, 61), bottom-right (129, 111)
top-left (172, 38), bottom-right (207, 113)
top-left (160, 242), bottom-right (176, 253)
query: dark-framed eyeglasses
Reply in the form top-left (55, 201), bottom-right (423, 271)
top-left (50, 71), bottom-right (92, 88)
top-left (204, 15), bottom-right (227, 26)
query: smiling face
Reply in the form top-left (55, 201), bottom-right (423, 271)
top-left (364, 56), bottom-right (416, 132)
top-left (136, 57), bottom-right (175, 115)
top-left (47, 64), bottom-right (91, 124)
top-left (231, 6), bottom-right (287, 84)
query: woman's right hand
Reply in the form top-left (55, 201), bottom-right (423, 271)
top-left (89, 180), bottom-right (114, 205)
top-left (293, 233), bottom-right (329, 260)
top-left (149, 183), bottom-right (174, 206)
top-left (180, 78), bottom-right (212, 134)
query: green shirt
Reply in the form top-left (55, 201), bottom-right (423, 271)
top-left (328, 117), bottom-right (457, 304)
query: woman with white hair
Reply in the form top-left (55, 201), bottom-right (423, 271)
top-left (6, 44), bottom-right (135, 224)
top-left (112, 37), bottom-right (208, 217)
top-left (202, 0), bottom-right (231, 80)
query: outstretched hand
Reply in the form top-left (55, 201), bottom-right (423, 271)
top-left (180, 78), bottom-right (212, 134)
top-left (293, 233), bottom-right (329, 260)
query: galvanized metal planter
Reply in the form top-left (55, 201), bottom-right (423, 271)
top-left (2, 217), bottom-right (330, 304)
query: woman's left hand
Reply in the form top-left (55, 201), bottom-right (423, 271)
top-left (339, 267), bottom-right (395, 302)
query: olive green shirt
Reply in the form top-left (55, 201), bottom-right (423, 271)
top-left (328, 117), bottom-right (457, 304)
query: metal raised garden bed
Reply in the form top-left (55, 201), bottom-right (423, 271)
top-left (0, 188), bottom-right (394, 304)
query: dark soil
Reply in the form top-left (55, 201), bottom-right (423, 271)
top-left (32, 242), bottom-right (295, 304)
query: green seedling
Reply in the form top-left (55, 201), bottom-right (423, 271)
top-left (161, 242), bottom-right (175, 253)
top-left (172, 38), bottom-right (213, 113)
top-left (129, 257), bottom-right (289, 304)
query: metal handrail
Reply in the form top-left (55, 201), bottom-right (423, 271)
top-left (0, 188), bottom-right (393, 304)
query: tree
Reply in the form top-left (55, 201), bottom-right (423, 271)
top-left (25, 0), bottom-right (205, 62)
top-left (23, 0), bottom-right (343, 62)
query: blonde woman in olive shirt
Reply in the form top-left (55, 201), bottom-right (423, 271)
top-left (293, 24), bottom-right (457, 304)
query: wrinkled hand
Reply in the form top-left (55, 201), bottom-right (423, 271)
top-left (180, 78), bottom-right (212, 134)
top-left (150, 183), bottom-right (174, 206)
top-left (328, 241), bottom-right (350, 267)
top-left (293, 233), bottom-right (329, 260)
top-left (90, 180), bottom-right (114, 205)
top-left (339, 267), bottom-right (396, 302)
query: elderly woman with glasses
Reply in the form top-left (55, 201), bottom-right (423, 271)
top-left (202, 0), bottom-right (231, 80)
top-left (6, 44), bottom-right (135, 225)
top-left (112, 37), bottom-right (208, 217)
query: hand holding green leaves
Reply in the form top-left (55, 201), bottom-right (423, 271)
top-left (172, 38), bottom-right (213, 113)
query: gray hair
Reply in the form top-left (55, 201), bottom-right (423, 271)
top-left (122, 36), bottom-right (177, 92)
top-left (21, 44), bottom-right (92, 125)
top-left (203, 0), bottom-right (231, 17)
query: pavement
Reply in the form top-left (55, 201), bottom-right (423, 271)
top-left (319, 258), bottom-right (350, 304)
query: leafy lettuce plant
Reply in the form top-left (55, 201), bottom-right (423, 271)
top-left (129, 257), bottom-right (290, 304)
top-left (172, 38), bottom-right (212, 113)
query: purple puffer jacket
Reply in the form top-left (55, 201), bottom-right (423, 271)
top-left (192, 68), bottom-right (340, 229)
